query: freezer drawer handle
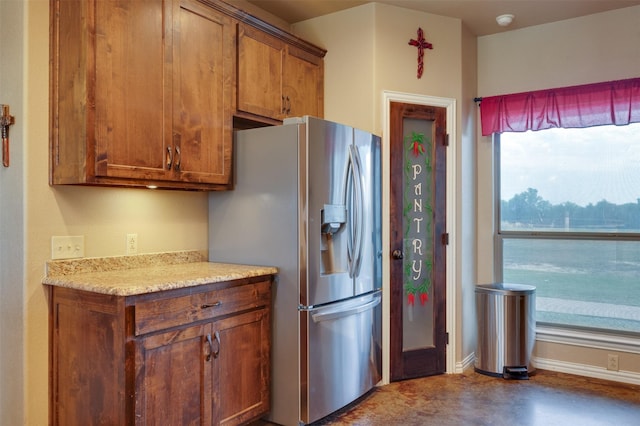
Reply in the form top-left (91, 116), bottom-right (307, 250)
top-left (201, 301), bottom-right (222, 309)
top-left (311, 297), bottom-right (381, 323)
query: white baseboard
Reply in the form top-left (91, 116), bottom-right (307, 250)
top-left (455, 352), bottom-right (475, 373)
top-left (462, 352), bottom-right (640, 385)
top-left (533, 356), bottom-right (640, 385)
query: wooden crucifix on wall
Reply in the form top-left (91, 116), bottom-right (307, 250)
top-left (408, 28), bottom-right (433, 79)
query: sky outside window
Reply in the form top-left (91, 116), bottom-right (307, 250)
top-left (501, 123), bottom-right (640, 207)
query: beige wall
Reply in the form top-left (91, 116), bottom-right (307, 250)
top-left (293, 2), bottom-right (467, 132)
top-left (20, 1), bottom-right (210, 424)
top-left (477, 6), bottom-right (640, 375)
top-left (291, 4), bottom-right (377, 132)
top-left (0, 0), bottom-right (25, 424)
top-left (459, 23), bottom-right (479, 367)
top-left (294, 3), bottom-right (479, 375)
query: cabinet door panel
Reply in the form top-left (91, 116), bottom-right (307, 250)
top-left (53, 297), bottom-right (124, 425)
top-left (214, 309), bottom-right (271, 426)
top-left (94, 0), bottom-right (171, 179)
top-left (174, 0), bottom-right (233, 184)
top-left (135, 323), bottom-right (212, 425)
top-left (283, 48), bottom-right (323, 118)
top-left (237, 25), bottom-right (285, 119)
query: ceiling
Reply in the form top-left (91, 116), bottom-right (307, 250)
top-left (245, 0), bottom-right (640, 36)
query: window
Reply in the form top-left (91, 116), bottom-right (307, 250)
top-left (496, 123), bottom-right (640, 334)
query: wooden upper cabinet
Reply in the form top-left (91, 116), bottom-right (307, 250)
top-left (237, 22), bottom-right (325, 122)
top-left (50, 0), bottom-right (234, 190)
top-left (237, 24), bottom-right (286, 120)
top-left (92, 0), bottom-right (170, 181)
top-left (283, 45), bottom-right (324, 119)
top-left (50, 0), bottom-right (324, 190)
top-left (172, 0), bottom-right (234, 185)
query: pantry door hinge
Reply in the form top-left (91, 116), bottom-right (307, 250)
top-left (442, 232), bottom-right (449, 245)
top-left (446, 332), bottom-right (449, 345)
top-left (444, 133), bottom-right (449, 146)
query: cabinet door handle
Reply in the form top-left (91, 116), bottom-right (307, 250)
top-left (201, 301), bottom-right (221, 309)
top-left (282, 95), bottom-right (286, 114)
top-left (212, 330), bottom-right (221, 359)
top-left (174, 146), bottom-right (181, 171)
top-left (166, 146), bottom-right (173, 170)
top-left (205, 334), bottom-right (213, 362)
top-left (285, 96), bottom-right (291, 114)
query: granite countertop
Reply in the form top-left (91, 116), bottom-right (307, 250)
top-left (42, 250), bottom-right (277, 296)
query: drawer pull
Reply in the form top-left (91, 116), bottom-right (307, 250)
top-left (201, 301), bottom-right (222, 309)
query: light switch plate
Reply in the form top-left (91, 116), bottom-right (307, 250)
top-left (51, 235), bottom-right (85, 260)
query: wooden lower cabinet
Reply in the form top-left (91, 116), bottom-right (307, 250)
top-left (214, 310), bottom-right (271, 425)
top-left (49, 276), bottom-right (272, 425)
top-left (135, 323), bottom-right (213, 424)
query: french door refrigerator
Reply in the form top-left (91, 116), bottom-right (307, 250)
top-left (208, 116), bottom-right (382, 425)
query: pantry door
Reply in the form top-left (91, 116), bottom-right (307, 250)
top-left (389, 101), bottom-right (447, 381)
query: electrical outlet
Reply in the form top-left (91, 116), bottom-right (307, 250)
top-left (126, 233), bottom-right (138, 255)
top-left (607, 354), bottom-right (619, 371)
top-left (51, 236), bottom-right (85, 260)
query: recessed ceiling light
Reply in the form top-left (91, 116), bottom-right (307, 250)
top-left (496, 14), bottom-right (515, 27)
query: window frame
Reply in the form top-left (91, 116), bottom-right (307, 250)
top-left (493, 130), bottom-right (640, 337)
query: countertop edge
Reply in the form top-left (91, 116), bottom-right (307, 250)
top-left (42, 251), bottom-right (277, 296)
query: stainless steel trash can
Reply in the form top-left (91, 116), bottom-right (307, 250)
top-left (475, 283), bottom-right (536, 379)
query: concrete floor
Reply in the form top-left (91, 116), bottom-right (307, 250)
top-left (254, 369), bottom-right (640, 425)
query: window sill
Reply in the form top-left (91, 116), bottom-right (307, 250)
top-left (536, 323), bottom-right (640, 354)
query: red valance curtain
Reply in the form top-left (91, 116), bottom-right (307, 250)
top-left (479, 77), bottom-right (640, 136)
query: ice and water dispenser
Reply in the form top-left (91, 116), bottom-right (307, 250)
top-left (321, 204), bottom-right (346, 274)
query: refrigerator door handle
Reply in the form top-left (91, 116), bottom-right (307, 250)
top-left (346, 145), bottom-right (365, 278)
top-left (350, 145), bottom-right (366, 277)
top-left (310, 294), bottom-right (381, 323)
top-left (345, 148), bottom-right (356, 277)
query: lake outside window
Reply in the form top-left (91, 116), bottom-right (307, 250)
top-left (496, 123), bottom-right (640, 334)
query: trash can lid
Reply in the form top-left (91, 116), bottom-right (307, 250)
top-left (475, 283), bottom-right (536, 295)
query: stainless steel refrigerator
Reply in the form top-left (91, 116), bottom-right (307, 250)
top-left (208, 116), bottom-right (382, 425)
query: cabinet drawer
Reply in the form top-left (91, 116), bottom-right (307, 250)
top-left (134, 280), bottom-right (271, 335)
